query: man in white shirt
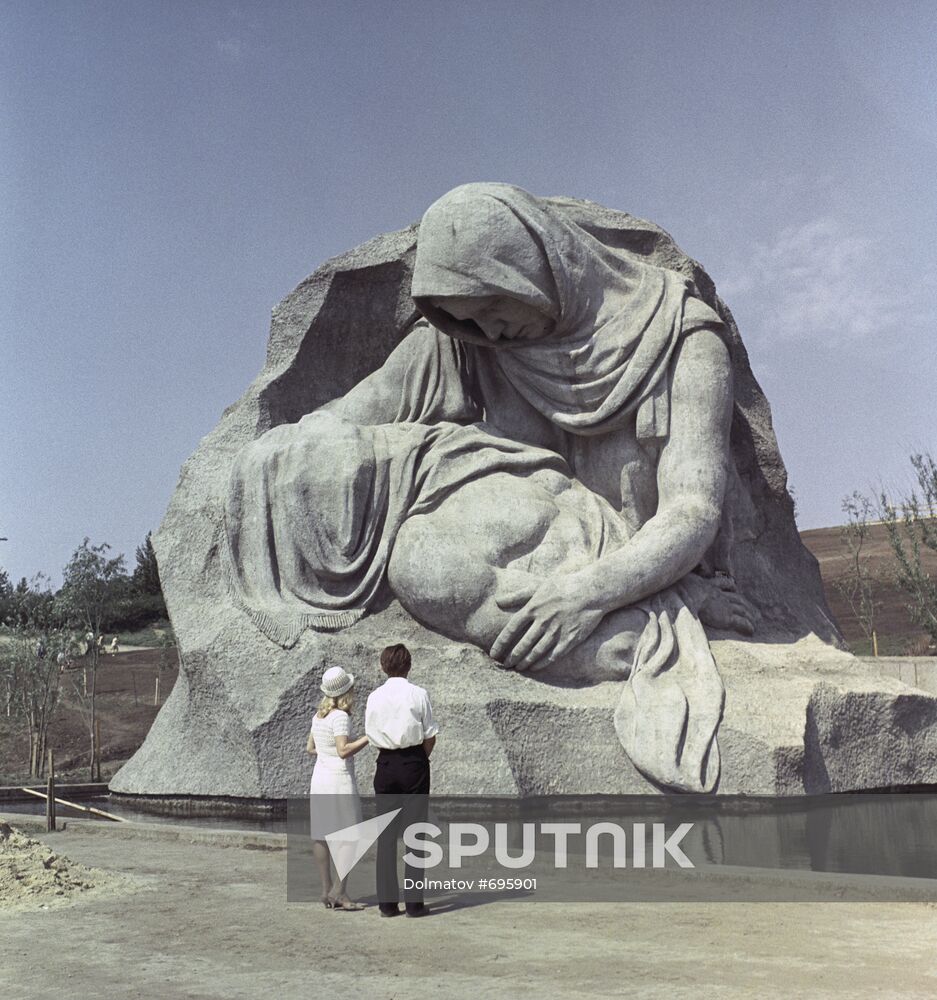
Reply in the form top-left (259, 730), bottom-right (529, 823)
top-left (365, 643), bottom-right (438, 917)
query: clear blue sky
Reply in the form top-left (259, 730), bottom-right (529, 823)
top-left (2, 0), bottom-right (936, 584)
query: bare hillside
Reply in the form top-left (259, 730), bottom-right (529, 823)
top-left (800, 522), bottom-right (937, 655)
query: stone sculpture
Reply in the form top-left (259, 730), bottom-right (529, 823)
top-left (226, 183), bottom-right (746, 792)
top-left (111, 184), bottom-right (937, 802)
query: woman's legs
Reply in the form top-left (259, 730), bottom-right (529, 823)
top-left (311, 840), bottom-right (333, 900)
top-left (311, 785), bottom-right (365, 907)
top-left (326, 840), bottom-right (358, 903)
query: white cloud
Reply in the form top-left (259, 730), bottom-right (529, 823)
top-left (215, 37), bottom-right (245, 59)
top-left (718, 214), bottom-right (934, 348)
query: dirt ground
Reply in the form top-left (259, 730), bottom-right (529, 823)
top-left (2, 822), bottom-right (937, 1000)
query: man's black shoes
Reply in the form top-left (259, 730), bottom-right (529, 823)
top-left (378, 902), bottom-right (429, 917)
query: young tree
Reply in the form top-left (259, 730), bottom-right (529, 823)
top-left (56, 539), bottom-right (128, 780)
top-left (0, 575), bottom-right (66, 778)
top-left (123, 531), bottom-right (168, 628)
top-left (132, 531), bottom-right (162, 595)
top-left (6, 574), bottom-right (56, 631)
top-left (833, 491), bottom-right (881, 650)
top-left (0, 570), bottom-right (24, 718)
top-left (0, 632), bottom-right (69, 778)
top-left (880, 452), bottom-right (937, 648)
top-left (0, 568), bottom-right (13, 625)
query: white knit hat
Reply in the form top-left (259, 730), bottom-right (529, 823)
top-left (320, 666), bottom-right (355, 698)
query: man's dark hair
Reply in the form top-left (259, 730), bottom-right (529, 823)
top-left (380, 643), bottom-right (412, 677)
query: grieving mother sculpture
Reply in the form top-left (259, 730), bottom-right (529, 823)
top-left (224, 183), bottom-right (758, 792)
top-left (112, 182), bottom-right (937, 801)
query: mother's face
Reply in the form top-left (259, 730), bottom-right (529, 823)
top-left (430, 296), bottom-right (554, 343)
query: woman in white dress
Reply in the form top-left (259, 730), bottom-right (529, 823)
top-left (306, 666), bottom-right (370, 910)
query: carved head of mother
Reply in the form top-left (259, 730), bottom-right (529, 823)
top-left (411, 182), bottom-right (721, 444)
top-left (412, 181), bottom-right (592, 346)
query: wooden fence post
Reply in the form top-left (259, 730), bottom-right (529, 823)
top-left (94, 719), bottom-right (101, 781)
top-left (154, 674), bottom-right (161, 706)
top-left (46, 749), bottom-right (56, 832)
top-left (872, 630), bottom-right (879, 657)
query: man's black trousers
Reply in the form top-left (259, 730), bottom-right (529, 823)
top-left (373, 745), bottom-right (430, 911)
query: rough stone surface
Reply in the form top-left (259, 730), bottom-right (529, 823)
top-left (112, 195), bottom-right (937, 799)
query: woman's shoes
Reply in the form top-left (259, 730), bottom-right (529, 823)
top-left (328, 894), bottom-right (365, 911)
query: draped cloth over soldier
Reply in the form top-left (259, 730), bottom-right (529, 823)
top-left (224, 412), bottom-right (570, 643)
top-left (224, 182), bottom-right (730, 793)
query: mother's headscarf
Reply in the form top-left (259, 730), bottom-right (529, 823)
top-left (412, 183), bottom-right (723, 441)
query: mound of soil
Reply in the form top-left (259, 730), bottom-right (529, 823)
top-left (0, 821), bottom-right (132, 910)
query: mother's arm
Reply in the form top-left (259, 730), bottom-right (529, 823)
top-left (491, 327), bottom-right (732, 670)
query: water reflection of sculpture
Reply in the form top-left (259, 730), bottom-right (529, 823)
top-left (224, 183), bottom-right (756, 793)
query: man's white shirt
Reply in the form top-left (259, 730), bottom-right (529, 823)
top-left (365, 676), bottom-right (439, 750)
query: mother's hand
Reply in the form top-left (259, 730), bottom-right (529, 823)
top-left (490, 576), bottom-right (606, 672)
top-left (681, 572), bottom-right (758, 636)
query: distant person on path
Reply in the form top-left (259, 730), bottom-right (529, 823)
top-left (365, 643), bottom-right (438, 918)
top-left (307, 666), bottom-right (369, 911)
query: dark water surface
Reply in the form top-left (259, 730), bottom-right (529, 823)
top-left (5, 792), bottom-right (937, 881)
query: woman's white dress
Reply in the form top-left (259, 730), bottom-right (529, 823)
top-left (309, 709), bottom-right (362, 840)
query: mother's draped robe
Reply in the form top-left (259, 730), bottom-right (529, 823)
top-left (225, 183), bottom-right (731, 793)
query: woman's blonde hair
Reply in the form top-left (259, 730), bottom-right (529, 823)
top-left (316, 690), bottom-right (354, 718)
